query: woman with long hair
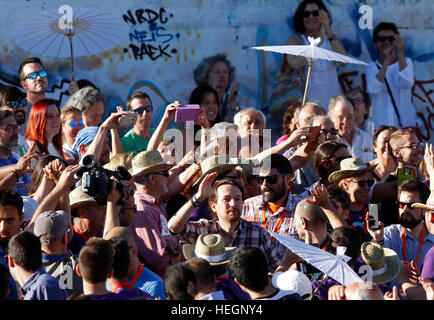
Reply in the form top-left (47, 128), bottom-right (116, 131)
top-left (25, 98), bottom-right (66, 160)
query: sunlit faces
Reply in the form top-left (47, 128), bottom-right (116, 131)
top-left (312, 116), bottom-right (336, 144)
top-left (83, 101), bottom-right (104, 127)
top-left (0, 206), bottom-right (23, 249)
top-left (238, 110), bottom-right (265, 138)
top-left (63, 110), bottom-right (83, 141)
top-left (258, 168), bottom-right (290, 203)
top-left (200, 92), bottom-right (219, 123)
top-left (342, 171), bottom-right (374, 204)
top-left (375, 30), bottom-right (398, 55)
top-left (0, 115), bottom-right (20, 150)
top-left (210, 184), bottom-right (243, 223)
top-left (348, 91), bottom-right (367, 127)
top-left (328, 100), bottom-right (354, 138)
top-left (373, 129), bottom-right (394, 158)
top-left (130, 97), bottom-right (152, 128)
top-left (21, 62), bottom-right (48, 94)
top-left (398, 191), bottom-right (424, 229)
top-left (207, 61), bottom-right (230, 91)
top-left (302, 3), bottom-right (321, 33)
top-left (327, 146), bottom-right (351, 173)
top-left (394, 134), bottom-right (424, 166)
top-left (44, 104), bottom-right (61, 142)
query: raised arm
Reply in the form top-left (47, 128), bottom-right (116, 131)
top-left (147, 101), bottom-right (180, 151)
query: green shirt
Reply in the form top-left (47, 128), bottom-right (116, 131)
top-left (121, 128), bottom-right (155, 156)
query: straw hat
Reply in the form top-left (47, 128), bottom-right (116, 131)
top-left (130, 150), bottom-right (174, 177)
top-left (328, 157), bottom-right (377, 184)
top-left (360, 242), bottom-right (400, 284)
top-left (271, 270), bottom-right (313, 299)
top-left (182, 233), bottom-right (236, 266)
top-left (192, 154), bottom-right (237, 187)
top-left (411, 203), bottom-right (434, 211)
top-left (69, 186), bottom-right (97, 210)
top-left (230, 157), bottom-right (260, 176)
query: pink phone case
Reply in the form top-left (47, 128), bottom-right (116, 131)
top-left (175, 104), bottom-right (200, 123)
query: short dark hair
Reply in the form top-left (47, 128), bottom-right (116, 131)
top-left (372, 125), bottom-right (397, 146)
top-left (78, 237), bottom-right (113, 283)
top-left (326, 184), bottom-right (350, 211)
top-left (314, 140), bottom-right (348, 179)
top-left (19, 57), bottom-right (44, 81)
top-left (209, 178), bottom-right (245, 204)
top-left (331, 227), bottom-right (362, 266)
top-left (0, 86), bottom-right (26, 108)
top-left (398, 180), bottom-right (430, 204)
top-left (8, 231), bottom-right (42, 272)
top-left (184, 258), bottom-right (216, 289)
top-left (260, 153), bottom-right (293, 175)
top-left (109, 238), bottom-right (130, 280)
top-left (164, 263), bottom-right (197, 300)
top-left (126, 91), bottom-right (152, 110)
top-left (0, 189), bottom-right (23, 216)
top-left (293, 0), bottom-right (332, 34)
top-left (228, 246), bottom-right (268, 292)
top-left (373, 22), bottom-right (399, 43)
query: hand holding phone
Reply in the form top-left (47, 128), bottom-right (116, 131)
top-left (305, 126), bottom-right (321, 152)
top-left (368, 203), bottom-right (379, 229)
top-left (175, 104), bottom-right (200, 123)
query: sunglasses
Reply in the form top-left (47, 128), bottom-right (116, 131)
top-left (152, 170), bottom-right (169, 177)
top-left (24, 70), bottom-right (48, 80)
top-left (303, 10), bottom-right (319, 18)
top-left (398, 201), bottom-right (417, 209)
top-left (321, 128), bottom-right (338, 136)
top-left (6, 99), bottom-right (28, 109)
top-left (135, 105), bottom-right (153, 114)
top-left (329, 155), bottom-right (350, 163)
top-left (256, 173), bottom-right (286, 184)
top-left (68, 120), bottom-right (84, 128)
top-left (377, 36), bottom-right (395, 43)
top-left (0, 123), bottom-right (21, 132)
top-left (353, 179), bottom-right (375, 187)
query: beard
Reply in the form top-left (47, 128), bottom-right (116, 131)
top-left (14, 111), bottom-right (26, 125)
top-left (262, 183), bottom-right (286, 203)
top-left (399, 212), bottom-right (422, 229)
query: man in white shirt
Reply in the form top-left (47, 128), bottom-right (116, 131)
top-left (328, 95), bottom-right (374, 163)
top-left (365, 22), bottom-right (417, 130)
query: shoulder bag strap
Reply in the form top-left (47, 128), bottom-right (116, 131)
top-left (376, 63), bottom-right (403, 127)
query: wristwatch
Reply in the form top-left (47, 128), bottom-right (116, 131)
top-left (191, 194), bottom-right (202, 207)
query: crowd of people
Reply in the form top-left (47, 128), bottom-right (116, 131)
top-left (0, 0), bottom-right (432, 302)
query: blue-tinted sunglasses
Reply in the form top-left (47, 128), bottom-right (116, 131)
top-left (24, 70), bottom-right (48, 80)
top-left (135, 105), bottom-right (153, 114)
top-left (7, 99), bottom-right (28, 109)
top-left (68, 120), bottom-right (84, 128)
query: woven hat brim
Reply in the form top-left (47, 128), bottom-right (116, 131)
top-left (182, 244), bottom-right (236, 265)
top-left (131, 163), bottom-right (174, 178)
top-left (362, 246), bottom-right (401, 284)
top-left (192, 164), bottom-right (237, 187)
top-left (328, 164), bottom-right (378, 184)
top-left (411, 203), bottom-right (434, 211)
top-left (70, 198), bottom-right (97, 210)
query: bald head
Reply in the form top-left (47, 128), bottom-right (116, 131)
top-left (296, 103), bottom-right (325, 128)
top-left (294, 199), bottom-right (328, 226)
top-left (345, 282), bottom-right (384, 300)
top-left (104, 227), bottom-right (136, 248)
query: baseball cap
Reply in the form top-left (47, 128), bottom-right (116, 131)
top-left (33, 210), bottom-right (71, 242)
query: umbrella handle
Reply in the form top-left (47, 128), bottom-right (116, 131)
top-left (302, 60), bottom-right (313, 106)
top-left (308, 274), bottom-right (328, 300)
top-left (68, 34), bottom-right (74, 81)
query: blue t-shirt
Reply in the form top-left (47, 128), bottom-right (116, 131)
top-left (0, 246), bottom-right (18, 300)
top-left (0, 156), bottom-right (29, 196)
top-left (21, 268), bottom-right (68, 300)
top-left (129, 264), bottom-right (167, 300)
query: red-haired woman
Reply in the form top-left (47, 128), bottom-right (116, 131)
top-left (25, 99), bottom-right (67, 160)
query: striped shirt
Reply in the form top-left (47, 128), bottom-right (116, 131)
top-left (175, 218), bottom-right (282, 272)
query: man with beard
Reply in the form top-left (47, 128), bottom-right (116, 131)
top-left (0, 85), bottom-right (29, 157)
top-left (242, 154), bottom-right (305, 241)
top-left (128, 150), bottom-right (183, 278)
top-left (367, 180), bottom-right (434, 270)
top-left (18, 57), bottom-right (48, 106)
top-left (0, 110), bottom-right (30, 195)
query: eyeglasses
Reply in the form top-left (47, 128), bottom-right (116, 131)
top-left (352, 179), bottom-right (375, 187)
top-left (6, 99), bottom-right (28, 109)
top-left (398, 142), bottom-right (424, 150)
top-left (0, 124), bottom-right (21, 132)
top-left (398, 201), bottom-right (417, 209)
top-left (303, 10), bottom-right (319, 18)
top-left (329, 155), bottom-right (350, 163)
top-left (377, 36), bottom-right (395, 43)
top-left (256, 173), bottom-right (286, 184)
top-left (24, 70), bottom-right (48, 80)
top-left (68, 120), bottom-right (84, 128)
top-left (152, 171), bottom-right (169, 177)
top-left (320, 128), bottom-right (338, 136)
top-left (350, 98), bottom-right (364, 105)
top-left (135, 105), bottom-right (153, 114)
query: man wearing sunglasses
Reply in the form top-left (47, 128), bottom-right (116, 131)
top-left (366, 22), bottom-right (417, 130)
top-left (121, 91), bottom-right (156, 156)
top-left (18, 57), bottom-right (48, 106)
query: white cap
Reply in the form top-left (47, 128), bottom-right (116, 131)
top-left (272, 270), bottom-right (313, 299)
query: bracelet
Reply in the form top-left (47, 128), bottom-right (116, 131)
top-left (191, 194), bottom-right (202, 208)
top-left (12, 170), bottom-right (20, 180)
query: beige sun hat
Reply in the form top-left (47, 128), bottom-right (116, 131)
top-left (360, 242), bottom-right (400, 284)
top-left (411, 203), bottom-right (434, 211)
top-left (328, 157), bottom-right (377, 184)
top-left (229, 157), bottom-right (260, 176)
top-left (69, 186), bottom-right (97, 210)
top-left (130, 150), bottom-right (174, 177)
top-left (192, 154), bottom-right (238, 187)
top-left (182, 233), bottom-right (236, 266)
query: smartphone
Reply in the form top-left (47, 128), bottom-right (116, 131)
top-left (305, 126), bottom-right (321, 152)
top-left (397, 167), bottom-right (414, 187)
top-left (175, 104), bottom-right (200, 123)
top-left (368, 203), bottom-right (379, 229)
top-left (118, 112), bottom-right (137, 127)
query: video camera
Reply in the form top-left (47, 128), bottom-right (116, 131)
top-left (76, 154), bottom-right (132, 206)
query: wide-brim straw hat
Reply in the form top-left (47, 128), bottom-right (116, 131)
top-left (130, 150), bottom-right (174, 177)
top-left (230, 157), bottom-right (260, 176)
top-left (192, 154), bottom-right (237, 187)
top-left (69, 186), bottom-right (97, 210)
top-left (360, 242), bottom-right (400, 284)
top-left (182, 233), bottom-right (236, 266)
top-left (328, 157), bottom-right (377, 184)
top-left (411, 203), bottom-right (434, 211)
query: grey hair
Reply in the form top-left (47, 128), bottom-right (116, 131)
top-left (66, 87), bottom-right (105, 114)
top-left (193, 53), bottom-right (235, 90)
top-left (328, 94), bottom-right (351, 113)
top-left (296, 100), bottom-right (325, 120)
top-left (233, 108), bottom-right (266, 128)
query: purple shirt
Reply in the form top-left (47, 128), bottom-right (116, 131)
top-left (421, 245), bottom-right (434, 282)
top-left (216, 277), bottom-right (251, 300)
top-left (88, 292), bottom-right (129, 300)
top-left (189, 202), bottom-right (212, 221)
top-left (115, 287), bottom-right (153, 300)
